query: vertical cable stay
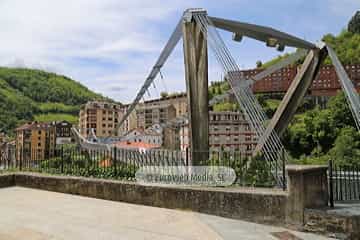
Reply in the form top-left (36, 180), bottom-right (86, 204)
top-left (193, 13), bottom-right (287, 185)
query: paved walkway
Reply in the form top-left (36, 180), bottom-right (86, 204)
top-left (0, 187), bottom-right (331, 240)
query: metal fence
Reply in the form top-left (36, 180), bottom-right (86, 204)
top-left (328, 160), bottom-right (360, 207)
top-left (0, 146), bottom-right (285, 188)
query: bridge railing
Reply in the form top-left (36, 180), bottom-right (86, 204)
top-left (0, 146), bottom-right (283, 188)
top-left (328, 160), bottom-right (360, 207)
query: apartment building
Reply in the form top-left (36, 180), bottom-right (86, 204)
top-left (120, 104), bottom-right (138, 134)
top-left (15, 122), bottom-right (56, 160)
top-left (136, 104), bottom-right (177, 129)
top-left (142, 93), bottom-right (187, 117)
top-left (241, 64), bottom-right (360, 96)
top-left (179, 111), bottom-right (257, 156)
top-left (53, 120), bottom-right (73, 145)
top-left (79, 101), bottom-right (124, 138)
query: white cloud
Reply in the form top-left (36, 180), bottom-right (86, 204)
top-left (0, 0), bottom-right (191, 102)
top-left (0, 0), bottom-right (354, 103)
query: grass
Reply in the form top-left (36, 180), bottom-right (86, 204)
top-left (38, 102), bottom-right (79, 114)
top-left (266, 99), bottom-right (281, 111)
top-left (34, 113), bottom-right (78, 125)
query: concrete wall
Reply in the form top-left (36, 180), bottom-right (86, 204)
top-left (304, 208), bottom-right (360, 240)
top-left (13, 173), bottom-right (287, 226)
top-left (286, 165), bottom-right (329, 227)
top-left (0, 166), bottom-right (329, 228)
top-left (0, 173), bottom-right (14, 188)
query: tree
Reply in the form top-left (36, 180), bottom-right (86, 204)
top-left (327, 92), bottom-right (356, 129)
top-left (256, 60), bottom-right (263, 68)
top-left (348, 11), bottom-right (360, 34)
top-left (160, 92), bottom-right (168, 98)
top-left (329, 126), bottom-right (360, 166)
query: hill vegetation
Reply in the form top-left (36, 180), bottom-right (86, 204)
top-left (0, 67), bottom-right (112, 135)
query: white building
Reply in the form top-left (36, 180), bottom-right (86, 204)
top-left (121, 124), bottom-right (163, 146)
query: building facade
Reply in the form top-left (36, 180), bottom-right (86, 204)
top-left (141, 93), bottom-right (187, 117)
top-left (53, 121), bottom-right (73, 145)
top-left (241, 64), bottom-right (360, 96)
top-left (120, 104), bottom-right (138, 135)
top-left (121, 126), bottom-right (163, 146)
top-left (179, 111), bottom-right (257, 156)
top-left (79, 101), bottom-right (124, 138)
top-left (136, 104), bottom-right (177, 129)
top-left (15, 122), bottom-right (56, 160)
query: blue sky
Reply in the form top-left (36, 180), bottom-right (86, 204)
top-left (0, 0), bottom-right (358, 103)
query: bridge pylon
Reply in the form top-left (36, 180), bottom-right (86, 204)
top-left (182, 9), bottom-right (209, 165)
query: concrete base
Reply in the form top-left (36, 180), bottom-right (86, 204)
top-left (0, 173), bottom-right (14, 188)
top-left (305, 204), bottom-right (360, 240)
top-left (0, 166), bottom-right (334, 236)
top-left (286, 165), bottom-right (329, 227)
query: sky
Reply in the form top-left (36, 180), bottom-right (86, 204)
top-left (0, 0), bottom-right (358, 103)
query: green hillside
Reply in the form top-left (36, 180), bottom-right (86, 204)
top-left (262, 11), bottom-right (360, 68)
top-left (0, 67), bottom-right (113, 135)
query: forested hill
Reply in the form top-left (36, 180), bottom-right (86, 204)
top-left (0, 67), bottom-right (113, 134)
top-left (261, 11), bottom-right (360, 68)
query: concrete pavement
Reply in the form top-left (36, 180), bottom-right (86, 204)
top-left (0, 187), bottom-right (331, 240)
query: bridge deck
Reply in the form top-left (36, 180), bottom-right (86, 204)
top-left (0, 187), bottom-right (327, 240)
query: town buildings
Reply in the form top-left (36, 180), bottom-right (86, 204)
top-left (15, 122), bottom-right (56, 160)
top-left (244, 64), bottom-right (360, 97)
top-left (136, 104), bottom-right (177, 129)
top-left (121, 125), bottom-right (163, 146)
top-left (15, 121), bottom-right (74, 161)
top-left (77, 65), bottom-right (360, 154)
top-left (120, 104), bottom-right (138, 135)
top-left (53, 121), bottom-right (73, 145)
top-left (141, 93), bottom-right (187, 117)
top-left (113, 141), bottom-right (161, 152)
top-left (179, 111), bottom-right (257, 156)
top-left (79, 101), bottom-right (125, 138)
